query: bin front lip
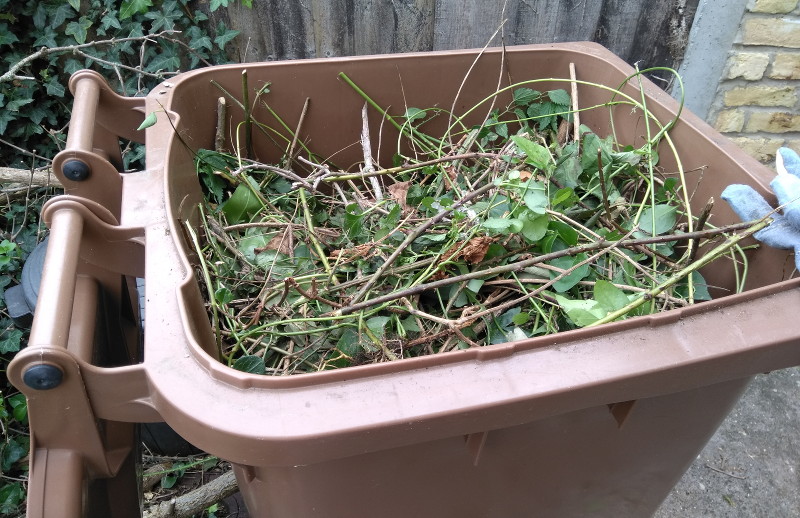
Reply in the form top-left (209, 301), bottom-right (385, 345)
top-left (138, 42), bottom-right (799, 465)
top-left (141, 275), bottom-right (800, 466)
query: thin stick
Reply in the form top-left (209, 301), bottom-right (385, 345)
top-left (241, 70), bottom-right (253, 159)
top-left (215, 97), bottom-right (227, 153)
top-left (337, 219), bottom-right (764, 316)
top-left (287, 97), bottom-right (310, 165)
top-left (320, 152), bottom-right (496, 182)
top-left (688, 197), bottom-right (714, 262)
top-left (346, 179), bottom-right (498, 306)
top-left (589, 217), bottom-right (771, 327)
top-left (569, 62), bottom-right (580, 143)
top-left (361, 102), bottom-right (383, 200)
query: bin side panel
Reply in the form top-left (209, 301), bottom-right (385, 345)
top-left (234, 377), bottom-right (750, 518)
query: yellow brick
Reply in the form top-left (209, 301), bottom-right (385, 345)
top-left (723, 85), bottom-right (797, 107)
top-left (742, 17), bottom-right (800, 47)
top-left (770, 53), bottom-right (800, 79)
top-left (750, 0), bottom-right (799, 13)
top-left (714, 110), bottom-right (746, 132)
top-left (746, 111), bottom-right (800, 132)
top-left (727, 52), bottom-right (770, 80)
top-left (730, 137), bottom-right (785, 162)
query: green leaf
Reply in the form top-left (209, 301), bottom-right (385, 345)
top-left (522, 181), bottom-right (548, 214)
top-left (0, 24), bottom-right (17, 46)
top-left (520, 212), bottom-right (548, 243)
top-left (548, 89), bottom-right (571, 106)
top-left (222, 183), bottom-right (262, 223)
top-left (232, 355), bottom-right (266, 374)
top-left (548, 253), bottom-right (590, 292)
top-left (210, 0), bottom-right (230, 11)
top-left (65, 17), bottom-right (92, 44)
top-left (554, 153), bottom-right (582, 189)
top-left (44, 78), bottom-right (66, 97)
top-left (403, 107), bottom-right (426, 122)
top-left (512, 87), bottom-right (540, 107)
top-left (511, 135), bottom-right (550, 170)
top-left (67, 0), bottom-right (81, 11)
top-left (482, 217), bottom-right (523, 235)
top-left (120, 0), bottom-right (153, 20)
top-left (334, 329), bottom-right (362, 362)
top-left (161, 473), bottom-right (180, 489)
top-left (50, 4), bottom-right (76, 28)
top-left (580, 130), bottom-right (613, 172)
top-left (466, 279), bottom-right (484, 293)
top-left (8, 394), bottom-right (26, 424)
top-left (214, 285), bottom-right (234, 305)
top-left (0, 482), bottom-right (24, 514)
top-left (0, 328), bottom-right (22, 354)
top-left (594, 280), bottom-right (630, 312)
top-left (344, 203), bottom-right (364, 238)
top-left (214, 24), bottom-right (240, 49)
top-left (639, 204), bottom-right (677, 236)
top-left (555, 294), bottom-right (607, 327)
top-left (366, 316), bottom-right (391, 339)
top-left (549, 220), bottom-right (579, 246)
top-left (512, 312), bottom-right (530, 325)
top-left (1, 437), bottom-right (27, 472)
top-left (137, 111), bottom-right (158, 131)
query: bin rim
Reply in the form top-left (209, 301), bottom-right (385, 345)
top-left (133, 42), bottom-right (800, 465)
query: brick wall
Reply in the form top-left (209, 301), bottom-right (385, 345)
top-left (709, 0), bottom-right (800, 163)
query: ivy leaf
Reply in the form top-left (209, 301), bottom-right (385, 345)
top-left (520, 212), bottom-right (549, 243)
top-left (5, 97), bottom-right (33, 112)
top-left (120, 0), bottom-right (153, 20)
top-left (50, 4), bottom-right (77, 28)
top-left (366, 316), bottom-right (391, 340)
top-left (44, 78), bottom-right (66, 97)
top-left (403, 107), bottom-right (426, 122)
top-left (8, 394), bottom-right (27, 424)
top-left (482, 217), bottom-right (523, 235)
top-left (639, 204), bottom-right (677, 236)
top-left (522, 181), bottom-right (548, 214)
top-left (593, 280), bottom-right (630, 312)
top-left (214, 22), bottom-right (240, 49)
top-left (0, 24), bottom-right (18, 46)
top-left (580, 129), bottom-right (613, 172)
top-left (555, 294), bottom-right (607, 327)
top-left (0, 482), bottom-right (24, 515)
top-left (67, 0), bottom-right (81, 11)
top-left (101, 11), bottom-right (123, 32)
top-left (210, 0), bottom-right (230, 11)
top-left (548, 253), bottom-right (590, 292)
top-left (65, 17), bottom-right (92, 44)
top-left (511, 135), bottom-right (549, 170)
top-left (0, 328), bottom-right (23, 354)
top-left (232, 355), bottom-right (266, 374)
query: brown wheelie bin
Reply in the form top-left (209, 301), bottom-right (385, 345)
top-left (10, 42), bottom-right (800, 517)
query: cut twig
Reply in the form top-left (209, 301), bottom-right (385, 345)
top-left (144, 470), bottom-right (238, 518)
top-left (361, 102), bottom-right (383, 201)
top-left (336, 219), bottom-right (765, 316)
top-left (214, 97), bottom-right (227, 153)
top-left (569, 62), bottom-right (580, 143)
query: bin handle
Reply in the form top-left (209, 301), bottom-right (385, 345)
top-left (52, 70), bottom-right (147, 219)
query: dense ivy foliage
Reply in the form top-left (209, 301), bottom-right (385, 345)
top-left (0, 2), bottom-right (241, 514)
top-left (0, 0), bottom-right (239, 168)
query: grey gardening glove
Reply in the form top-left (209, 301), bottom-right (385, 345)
top-left (721, 147), bottom-right (800, 271)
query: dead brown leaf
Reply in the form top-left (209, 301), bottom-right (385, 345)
top-left (388, 181), bottom-right (412, 210)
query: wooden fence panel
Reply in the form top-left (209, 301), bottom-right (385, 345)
top-left (202, 0), bottom-right (698, 72)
